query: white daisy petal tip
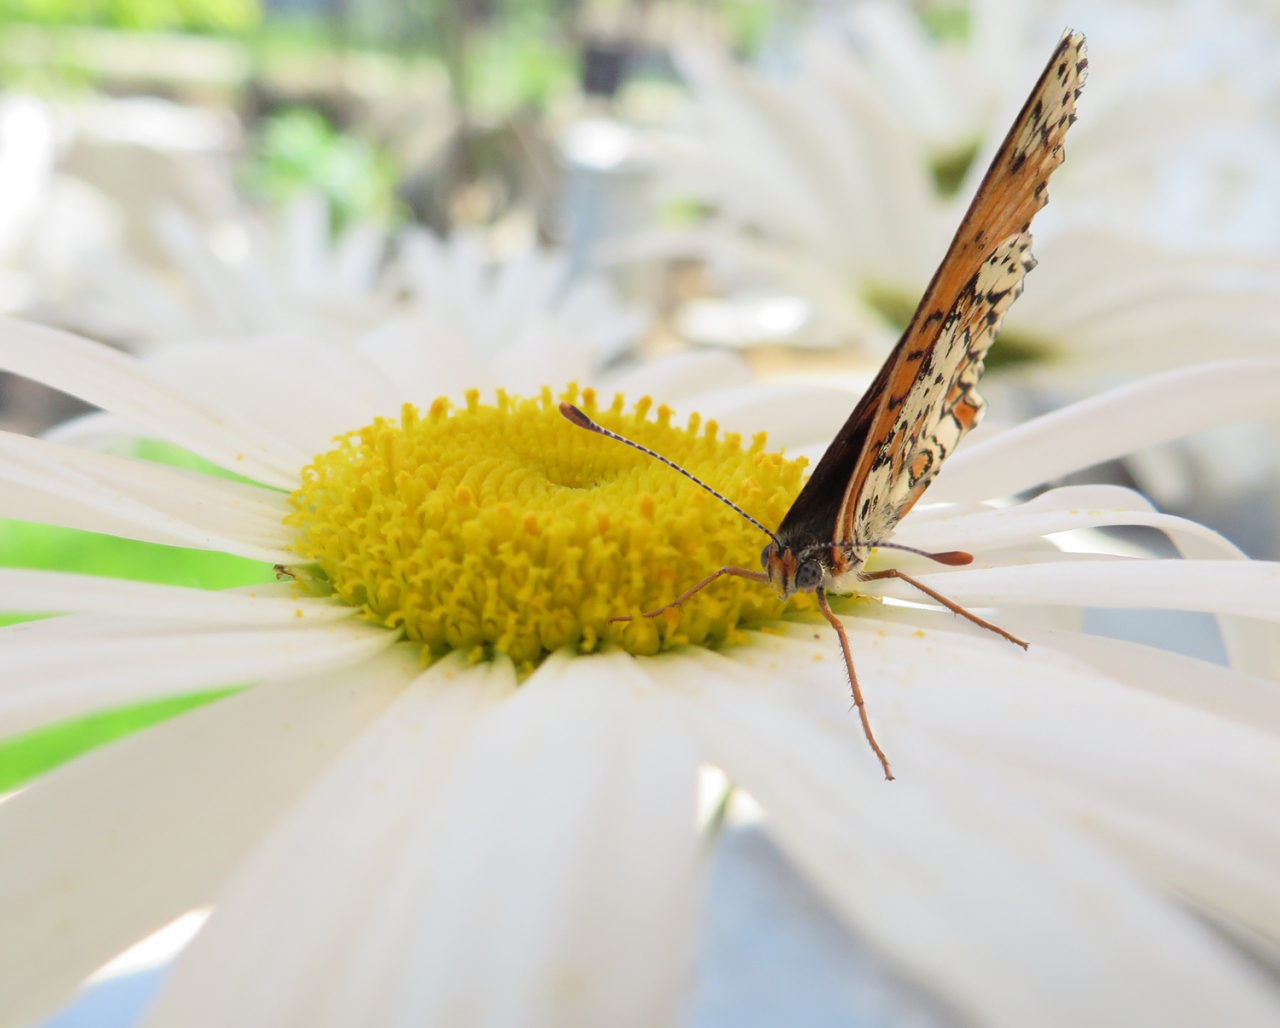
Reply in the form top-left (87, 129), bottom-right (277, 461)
top-left (0, 317), bottom-right (302, 489)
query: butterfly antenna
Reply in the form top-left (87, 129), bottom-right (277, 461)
top-left (560, 403), bottom-right (780, 545)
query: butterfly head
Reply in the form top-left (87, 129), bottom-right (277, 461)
top-left (761, 541), bottom-right (825, 599)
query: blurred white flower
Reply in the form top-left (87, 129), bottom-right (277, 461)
top-left (0, 96), bottom-right (58, 271)
top-left (0, 95), bottom-right (89, 318)
top-left (0, 93), bottom-right (245, 345)
top-left (32, 193), bottom-right (395, 353)
top-left (0, 319), bottom-right (1279, 1027)
top-left (0, 92), bottom-right (646, 388)
top-left (368, 226), bottom-right (648, 396)
top-left (58, 193), bottom-right (652, 385)
top-left (611, 0), bottom-right (1280, 378)
top-left (40, 219), bottom-right (684, 464)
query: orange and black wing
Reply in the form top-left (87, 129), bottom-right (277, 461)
top-left (777, 31), bottom-right (1087, 559)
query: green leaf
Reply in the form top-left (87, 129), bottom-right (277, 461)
top-left (0, 687), bottom-right (241, 793)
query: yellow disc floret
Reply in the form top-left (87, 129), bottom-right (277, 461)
top-left (287, 385), bottom-right (810, 671)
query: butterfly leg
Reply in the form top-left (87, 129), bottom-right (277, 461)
top-left (860, 569), bottom-right (1028, 650)
top-left (608, 567), bottom-right (769, 624)
top-left (816, 587), bottom-right (893, 781)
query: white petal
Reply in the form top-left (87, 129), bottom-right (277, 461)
top-left (597, 349), bottom-right (753, 406)
top-left (0, 431), bottom-right (296, 562)
top-left (0, 645), bottom-right (418, 1028)
top-left (896, 484), bottom-right (1245, 560)
top-left (1020, 627), bottom-right (1280, 735)
top-left (0, 317), bottom-right (300, 488)
top-left (1016, 232), bottom-right (1280, 375)
top-left (743, 618), bottom-right (1280, 942)
top-left (888, 636), bottom-right (1280, 951)
top-left (141, 654), bottom-right (513, 1028)
top-left (687, 381), bottom-right (867, 449)
top-left (861, 560), bottom-right (1280, 622)
top-left (151, 204), bottom-right (287, 337)
top-left (654, 643), bottom-right (1280, 1028)
top-left (267, 651), bottom-right (700, 1028)
top-left (0, 569), bottom-right (352, 625)
top-left (929, 359), bottom-right (1280, 503)
top-left (144, 339), bottom-right (401, 460)
top-left (871, 550), bottom-right (1280, 678)
top-left (41, 410), bottom-right (144, 450)
top-left (356, 316), bottom-right (491, 406)
top-left (0, 614), bottom-right (396, 736)
top-left (933, 487), bottom-right (1277, 679)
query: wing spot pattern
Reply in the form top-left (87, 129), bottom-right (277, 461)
top-left (844, 235), bottom-right (1037, 548)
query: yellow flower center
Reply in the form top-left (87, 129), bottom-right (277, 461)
top-left (286, 385), bottom-right (811, 671)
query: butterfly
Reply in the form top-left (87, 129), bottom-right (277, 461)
top-left (562, 31), bottom-right (1087, 780)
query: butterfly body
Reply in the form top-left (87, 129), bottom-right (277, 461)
top-left (760, 540), bottom-right (864, 600)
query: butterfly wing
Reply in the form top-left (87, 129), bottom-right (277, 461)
top-left (850, 232), bottom-right (1035, 548)
top-left (776, 30), bottom-right (1086, 559)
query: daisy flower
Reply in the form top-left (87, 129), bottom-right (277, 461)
top-left (2, 317), bottom-right (1280, 1026)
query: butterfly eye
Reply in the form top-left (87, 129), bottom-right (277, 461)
top-left (795, 560), bottom-right (823, 590)
top-left (760, 544), bottom-right (773, 569)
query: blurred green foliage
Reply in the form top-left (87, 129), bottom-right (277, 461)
top-left (248, 106), bottom-right (401, 232)
top-left (0, 0), bottom-right (259, 33)
top-left (862, 283), bottom-right (920, 336)
top-left (930, 138), bottom-right (980, 197)
top-left (661, 197), bottom-right (717, 228)
top-left (981, 326), bottom-right (1056, 370)
top-left (723, 0), bottom-right (783, 57)
top-left (466, 16), bottom-right (574, 120)
top-left (919, 1), bottom-right (968, 42)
